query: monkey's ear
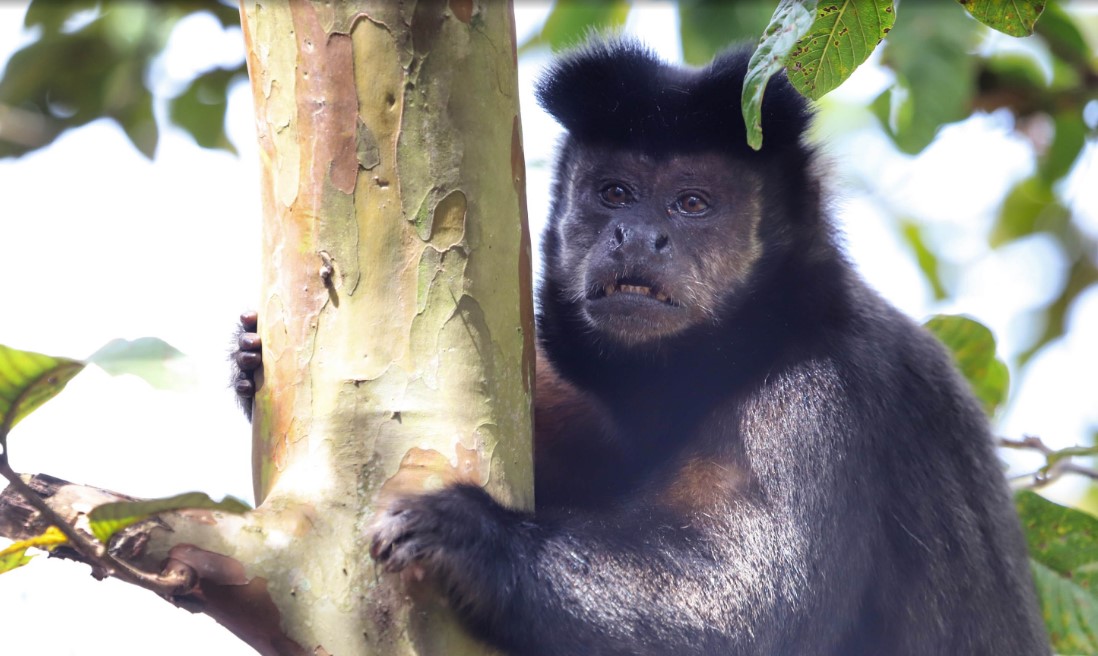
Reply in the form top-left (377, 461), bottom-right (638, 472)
top-left (534, 37), bottom-right (663, 141)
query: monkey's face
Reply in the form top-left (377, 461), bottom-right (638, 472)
top-left (552, 146), bottom-right (765, 346)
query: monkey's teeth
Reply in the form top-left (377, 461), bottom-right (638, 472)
top-left (619, 284), bottom-right (651, 296)
top-left (655, 291), bottom-right (669, 303)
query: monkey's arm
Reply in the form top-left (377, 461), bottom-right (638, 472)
top-left (369, 480), bottom-right (855, 656)
top-left (369, 362), bottom-right (871, 656)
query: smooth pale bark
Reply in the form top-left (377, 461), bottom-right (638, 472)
top-left (0, 1), bottom-right (533, 654)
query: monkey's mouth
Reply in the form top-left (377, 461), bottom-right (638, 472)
top-left (589, 277), bottom-right (678, 306)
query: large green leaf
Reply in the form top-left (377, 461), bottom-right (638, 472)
top-left (1017, 491), bottom-right (1098, 652)
top-left (87, 337), bottom-right (186, 390)
top-left (0, 345), bottom-right (84, 441)
top-left (88, 492), bottom-right (251, 544)
top-left (923, 315), bottom-right (1009, 415)
top-left (785, 0), bottom-right (896, 100)
top-left (870, 3), bottom-right (981, 154)
top-left (742, 0), bottom-right (818, 150)
top-left (958, 0), bottom-right (1044, 37)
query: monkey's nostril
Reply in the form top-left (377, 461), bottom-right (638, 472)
top-left (654, 234), bottom-right (669, 251)
top-left (613, 226), bottom-right (626, 246)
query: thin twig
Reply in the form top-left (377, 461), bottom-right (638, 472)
top-left (999, 434), bottom-right (1098, 489)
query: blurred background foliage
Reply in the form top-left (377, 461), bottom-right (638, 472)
top-left (0, 0), bottom-right (1097, 648)
top-left (0, 0), bottom-right (1094, 429)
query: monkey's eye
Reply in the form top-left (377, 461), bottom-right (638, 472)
top-left (674, 193), bottom-right (710, 216)
top-left (599, 184), bottom-right (633, 207)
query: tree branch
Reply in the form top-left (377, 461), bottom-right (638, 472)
top-left (0, 473), bottom-right (305, 656)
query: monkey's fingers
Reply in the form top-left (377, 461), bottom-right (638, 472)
top-left (239, 311), bottom-right (258, 332)
top-left (235, 342), bottom-right (262, 370)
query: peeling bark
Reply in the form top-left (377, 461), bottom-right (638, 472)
top-left (238, 0), bottom-right (534, 652)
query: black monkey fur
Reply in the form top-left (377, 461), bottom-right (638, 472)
top-left (237, 39), bottom-right (1047, 655)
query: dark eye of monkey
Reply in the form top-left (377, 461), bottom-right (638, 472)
top-left (674, 193), bottom-right (709, 216)
top-left (599, 184), bottom-right (633, 207)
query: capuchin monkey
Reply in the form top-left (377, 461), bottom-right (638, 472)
top-left (234, 39), bottom-right (1048, 655)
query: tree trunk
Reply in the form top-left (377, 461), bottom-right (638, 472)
top-left (239, 0), bottom-right (534, 652)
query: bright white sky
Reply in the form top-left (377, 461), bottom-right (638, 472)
top-left (0, 3), bottom-right (1095, 654)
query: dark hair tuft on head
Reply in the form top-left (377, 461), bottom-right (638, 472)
top-left (535, 37), bottom-right (811, 154)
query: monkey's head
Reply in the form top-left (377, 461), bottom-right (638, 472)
top-left (535, 39), bottom-right (816, 353)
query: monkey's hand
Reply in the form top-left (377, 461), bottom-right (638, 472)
top-left (231, 311), bottom-right (262, 420)
top-left (368, 485), bottom-right (529, 625)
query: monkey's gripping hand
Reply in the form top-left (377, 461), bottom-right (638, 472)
top-left (368, 485), bottom-right (532, 636)
top-left (231, 311), bottom-right (262, 420)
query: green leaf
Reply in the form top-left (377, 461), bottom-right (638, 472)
top-left (899, 220), bottom-right (946, 301)
top-left (785, 0), bottom-right (896, 100)
top-left (1035, 4), bottom-right (1093, 74)
top-left (678, 0), bottom-right (776, 66)
top-left (0, 2), bottom-right (181, 159)
top-left (23, 0), bottom-right (100, 33)
top-left (958, 0), bottom-right (1044, 37)
top-left (1040, 109), bottom-right (1087, 184)
top-left (519, 0), bottom-right (631, 54)
top-left (1030, 560), bottom-right (1098, 654)
top-left (1019, 256), bottom-right (1098, 366)
top-left (113, 81), bottom-right (158, 159)
top-left (88, 492), bottom-right (251, 544)
top-left (1017, 491), bottom-right (1098, 652)
top-left (923, 315), bottom-right (1009, 415)
top-left (870, 3), bottom-right (981, 154)
top-left (742, 0), bottom-right (819, 150)
top-left (169, 65), bottom-right (245, 153)
top-left (87, 338), bottom-right (185, 390)
top-left (0, 526), bottom-right (68, 575)
top-left (0, 344), bottom-right (84, 441)
top-left (0, 548), bottom-right (34, 574)
top-left (991, 176), bottom-right (1071, 247)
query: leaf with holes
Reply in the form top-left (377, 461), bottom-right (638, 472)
top-left (1016, 491), bottom-right (1098, 652)
top-left (88, 492), bottom-right (251, 544)
top-left (0, 344), bottom-right (84, 441)
top-left (959, 0), bottom-right (1044, 37)
top-left (786, 0), bottom-right (896, 100)
top-left (742, 0), bottom-right (819, 149)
